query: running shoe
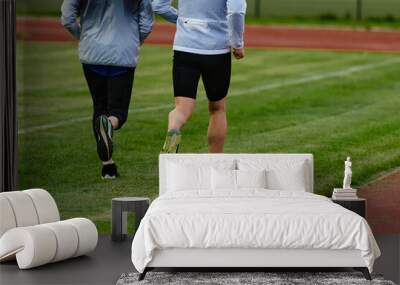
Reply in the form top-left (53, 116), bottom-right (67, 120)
top-left (94, 115), bottom-right (113, 162)
top-left (102, 163), bottom-right (118, 179)
top-left (161, 129), bottom-right (181, 153)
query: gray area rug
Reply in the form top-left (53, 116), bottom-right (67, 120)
top-left (117, 272), bottom-right (396, 285)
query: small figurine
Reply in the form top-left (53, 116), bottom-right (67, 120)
top-left (343, 157), bottom-right (352, 190)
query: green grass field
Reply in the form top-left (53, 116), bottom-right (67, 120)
top-left (17, 42), bottom-right (400, 233)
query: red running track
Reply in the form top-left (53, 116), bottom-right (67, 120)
top-left (17, 17), bottom-right (400, 53)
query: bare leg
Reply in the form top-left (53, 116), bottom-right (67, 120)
top-left (208, 98), bottom-right (227, 153)
top-left (168, 97), bottom-right (196, 131)
top-left (161, 97), bottom-right (196, 153)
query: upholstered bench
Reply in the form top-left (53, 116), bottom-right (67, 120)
top-left (0, 189), bottom-right (98, 269)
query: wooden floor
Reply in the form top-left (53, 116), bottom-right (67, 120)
top-left (1, 235), bottom-right (398, 285)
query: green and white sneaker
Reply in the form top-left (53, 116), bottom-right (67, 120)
top-left (94, 115), bottom-right (113, 162)
top-left (161, 129), bottom-right (181, 153)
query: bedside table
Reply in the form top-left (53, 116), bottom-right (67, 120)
top-left (331, 198), bottom-right (366, 218)
top-left (111, 197), bottom-right (150, 242)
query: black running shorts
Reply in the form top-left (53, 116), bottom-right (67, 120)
top-left (173, 51), bottom-right (231, 102)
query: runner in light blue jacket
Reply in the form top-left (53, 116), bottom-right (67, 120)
top-left (62, 0), bottom-right (153, 67)
top-left (61, 0), bottom-right (153, 179)
top-left (153, 0), bottom-right (246, 54)
top-left (154, 0), bottom-right (247, 153)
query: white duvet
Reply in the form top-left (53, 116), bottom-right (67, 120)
top-left (131, 190), bottom-right (380, 273)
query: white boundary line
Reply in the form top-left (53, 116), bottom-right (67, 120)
top-left (18, 59), bottom-right (399, 135)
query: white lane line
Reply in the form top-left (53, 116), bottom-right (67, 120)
top-left (18, 59), bottom-right (399, 135)
top-left (17, 103), bottom-right (174, 135)
top-left (230, 58), bottom-right (400, 97)
top-left (17, 68), bottom-right (171, 94)
top-left (14, 55), bottom-right (367, 94)
top-left (17, 49), bottom-right (77, 61)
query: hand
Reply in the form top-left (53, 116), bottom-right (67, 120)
top-left (232, 48), bottom-right (245, 59)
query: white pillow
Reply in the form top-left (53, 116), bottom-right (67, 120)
top-left (211, 169), bottom-right (268, 190)
top-left (211, 168), bottom-right (236, 191)
top-left (267, 168), bottom-right (306, 191)
top-left (238, 159), bottom-right (308, 191)
top-left (236, 169), bottom-right (267, 189)
top-left (167, 162), bottom-right (210, 191)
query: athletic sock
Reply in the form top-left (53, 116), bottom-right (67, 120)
top-left (161, 129), bottom-right (181, 153)
top-left (167, 129), bottom-right (181, 136)
top-left (102, 159), bottom-right (114, 166)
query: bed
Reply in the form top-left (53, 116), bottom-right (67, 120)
top-left (131, 154), bottom-right (380, 281)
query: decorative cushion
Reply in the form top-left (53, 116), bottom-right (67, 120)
top-left (65, 218), bottom-right (98, 257)
top-left (0, 189), bottom-right (60, 238)
top-left (236, 169), bottom-right (267, 189)
top-left (211, 168), bottom-right (236, 190)
top-left (164, 157), bottom-right (236, 193)
top-left (0, 196), bottom-right (16, 237)
top-left (1, 191), bottom-right (39, 227)
top-left (42, 221), bottom-right (79, 262)
top-left (211, 169), bottom-right (268, 191)
top-left (238, 159), bottom-right (308, 191)
top-left (24, 189), bottom-right (60, 224)
top-left (0, 226), bottom-right (57, 269)
top-left (167, 162), bottom-right (211, 191)
top-left (267, 163), bottom-right (307, 191)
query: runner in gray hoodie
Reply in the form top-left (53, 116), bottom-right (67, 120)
top-left (61, 0), bottom-right (153, 178)
top-left (154, 0), bottom-right (247, 153)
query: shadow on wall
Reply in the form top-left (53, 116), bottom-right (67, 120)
top-left (359, 169), bottom-right (400, 235)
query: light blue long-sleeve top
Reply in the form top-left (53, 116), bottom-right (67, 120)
top-left (152, 0), bottom-right (246, 55)
top-left (61, 0), bottom-right (153, 67)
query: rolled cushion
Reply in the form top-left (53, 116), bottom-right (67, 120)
top-left (0, 196), bottom-right (17, 237)
top-left (23, 189), bottom-right (60, 223)
top-left (42, 221), bottom-right (79, 262)
top-left (0, 192), bottom-right (39, 227)
top-left (0, 189), bottom-right (60, 239)
top-left (0, 218), bottom-right (98, 269)
top-left (0, 226), bottom-right (57, 269)
top-left (64, 218), bottom-right (98, 257)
